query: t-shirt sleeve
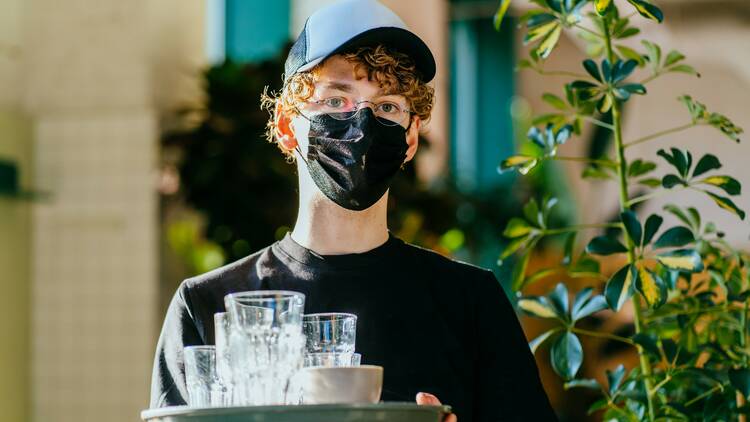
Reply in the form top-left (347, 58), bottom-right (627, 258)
top-left (473, 270), bottom-right (558, 422)
top-left (149, 280), bottom-right (205, 408)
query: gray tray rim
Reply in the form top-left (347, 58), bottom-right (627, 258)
top-left (141, 402), bottom-right (451, 420)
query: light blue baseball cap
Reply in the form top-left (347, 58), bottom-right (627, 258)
top-left (284, 0), bottom-right (436, 83)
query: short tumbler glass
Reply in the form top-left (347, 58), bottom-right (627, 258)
top-left (184, 345), bottom-right (222, 408)
top-left (303, 313), bottom-right (358, 353)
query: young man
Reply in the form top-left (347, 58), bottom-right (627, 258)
top-left (150, 1), bottom-right (558, 420)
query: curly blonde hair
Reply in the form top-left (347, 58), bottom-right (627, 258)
top-left (260, 44), bottom-right (435, 161)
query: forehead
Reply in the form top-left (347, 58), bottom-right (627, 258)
top-left (312, 55), bottom-right (396, 96)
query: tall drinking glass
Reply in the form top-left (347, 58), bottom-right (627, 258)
top-left (224, 291), bottom-right (306, 406)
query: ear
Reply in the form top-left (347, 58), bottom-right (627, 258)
top-left (404, 114), bottom-right (421, 163)
top-left (274, 102), bottom-right (298, 151)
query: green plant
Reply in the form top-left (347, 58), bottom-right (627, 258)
top-left (495, 1), bottom-right (748, 420)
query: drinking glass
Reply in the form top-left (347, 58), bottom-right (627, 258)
top-left (184, 345), bottom-right (222, 408)
top-left (303, 313), bottom-right (357, 353)
top-left (223, 291), bottom-right (306, 406)
top-left (225, 290), bottom-right (305, 329)
top-left (213, 312), bottom-right (233, 406)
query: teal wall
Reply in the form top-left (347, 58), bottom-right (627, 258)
top-left (225, 0), bottom-right (290, 62)
top-left (450, 16), bottom-right (516, 193)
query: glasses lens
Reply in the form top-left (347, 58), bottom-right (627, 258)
top-left (300, 87), bottom-right (410, 126)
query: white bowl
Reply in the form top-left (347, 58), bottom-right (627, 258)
top-left (295, 365), bottom-right (383, 404)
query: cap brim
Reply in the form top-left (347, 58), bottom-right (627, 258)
top-left (297, 27), bottom-right (436, 83)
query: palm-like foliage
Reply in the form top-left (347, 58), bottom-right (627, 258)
top-left (495, 1), bottom-right (747, 420)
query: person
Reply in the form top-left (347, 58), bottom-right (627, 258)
top-left (149, 0), bottom-right (558, 420)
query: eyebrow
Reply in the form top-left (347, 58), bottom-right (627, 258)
top-left (318, 81), bottom-right (404, 99)
top-left (320, 82), bottom-right (355, 93)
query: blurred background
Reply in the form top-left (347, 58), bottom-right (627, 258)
top-left (0, 0), bottom-right (748, 421)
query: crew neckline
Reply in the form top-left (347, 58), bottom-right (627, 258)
top-left (274, 230), bottom-right (403, 270)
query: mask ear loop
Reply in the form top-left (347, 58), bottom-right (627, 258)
top-left (294, 144), bottom-right (310, 167)
top-left (400, 113), bottom-right (416, 170)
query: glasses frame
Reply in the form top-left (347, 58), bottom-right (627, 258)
top-left (295, 96), bottom-right (414, 128)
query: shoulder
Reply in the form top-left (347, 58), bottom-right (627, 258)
top-left (399, 238), bottom-right (497, 284)
top-left (396, 237), bottom-right (508, 306)
top-left (179, 243), bottom-right (275, 308)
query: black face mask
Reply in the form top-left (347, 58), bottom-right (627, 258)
top-left (295, 108), bottom-right (410, 211)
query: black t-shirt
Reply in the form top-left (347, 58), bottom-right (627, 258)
top-left (149, 231), bottom-right (558, 421)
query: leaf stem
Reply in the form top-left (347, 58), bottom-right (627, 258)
top-left (580, 114), bottom-right (615, 130)
top-left (570, 326), bottom-right (635, 346)
top-left (648, 374), bottom-right (672, 396)
top-left (536, 68), bottom-right (591, 79)
top-left (552, 156), bottom-right (616, 166)
top-left (573, 23), bottom-right (604, 38)
top-left (640, 72), bottom-right (661, 85)
top-left (685, 384), bottom-right (724, 406)
top-left (627, 188), bottom-right (682, 206)
top-left (624, 122), bottom-right (698, 148)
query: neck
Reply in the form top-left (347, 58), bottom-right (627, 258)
top-left (290, 179), bottom-right (390, 255)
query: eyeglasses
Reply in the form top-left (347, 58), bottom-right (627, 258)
top-left (296, 89), bottom-right (412, 127)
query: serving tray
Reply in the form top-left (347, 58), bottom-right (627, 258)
top-left (141, 403), bottom-right (451, 422)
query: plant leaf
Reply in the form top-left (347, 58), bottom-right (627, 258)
top-left (606, 364), bottom-right (626, 396)
top-left (529, 329), bottom-right (561, 354)
top-left (548, 282), bottom-right (570, 318)
top-left (621, 210), bottom-right (642, 247)
top-left (642, 214), bottom-right (663, 246)
top-left (518, 296), bottom-right (560, 319)
top-left (636, 266), bottom-right (665, 308)
top-left (493, 0), bottom-right (513, 30)
top-left (662, 174), bottom-right (684, 189)
top-left (499, 155), bottom-right (539, 175)
top-left (594, 0), bottom-right (612, 15)
top-left (663, 204), bottom-right (695, 230)
top-left (704, 191), bottom-right (746, 220)
top-left (616, 44), bottom-right (645, 65)
top-left (565, 378), bottom-right (602, 390)
top-left (653, 226), bottom-right (694, 249)
top-left (572, 293), bottom-right (607, 321)
top-left (664, 50), bottom-right (685, 66)
top-left (628, 159), bottom-right (657, 178)
top-left (583, 59), bottom-right (602, 82)
top-left (504, 217), bottom-right (536, 238)
top-left (638, 178), bottom-right (661, 187)
top-left (670, 64), bottom-right (700, 77)
top-left (586, 235), bottom-right (628, 255)
top-left (605, 265), bottom-right (636, 311)
top-left (537, 25), bottom-right (563, 59)
top-left (700, 176), bottom-right (741, 196)
top-left (498, 235), bottom-right (530, 262)
top-left (562, 232), bottom-right (577, 265)
top-left (542, 93), bottom-right (568, 110)
top-left (627, 0), bottom-right (664, 23)
top-left (692, 154), bottom-right (721, 177)
top-left (551, 331), bottom-right (583, 380)
top-left (656, 249), bottom-right (704, 272)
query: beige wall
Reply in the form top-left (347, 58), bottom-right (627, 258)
top-left (0, 0), bottom-right (207, 421)
top-left (516, 4), bottom-right (750, 246)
